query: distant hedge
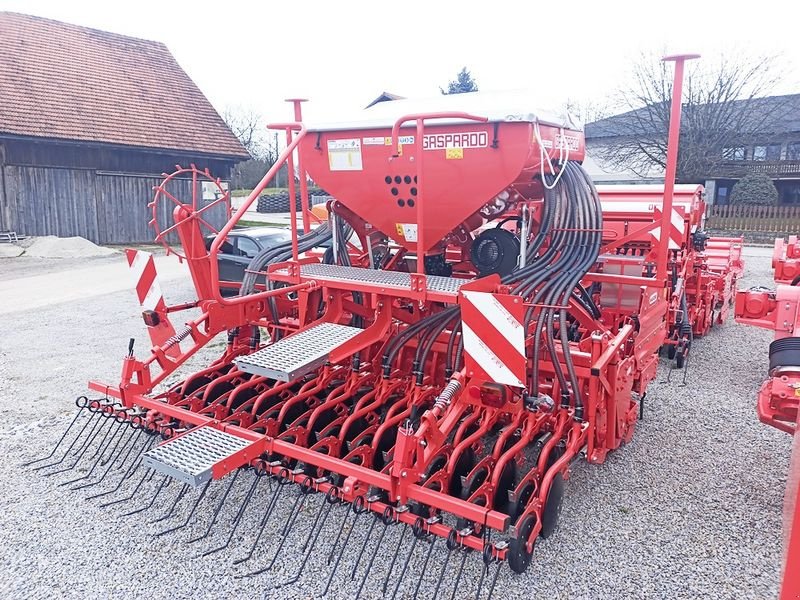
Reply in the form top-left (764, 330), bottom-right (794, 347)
top-left (730, 173), bottom-right (779, 206)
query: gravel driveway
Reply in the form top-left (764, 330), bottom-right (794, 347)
top-left (0, 247), bottom-right (791, 599)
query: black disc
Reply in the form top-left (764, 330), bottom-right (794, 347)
top-left (667, 343), bottom-right (677, 360)
top-left (540, 472), bottom-right (564, 539)
top-left (507, 513), bottom-right (536, 574)
top-left (506, 480), bottom-right (535, 523)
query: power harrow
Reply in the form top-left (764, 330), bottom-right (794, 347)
top-left (28, 56), bottom-right (720, 596)
top-left (735, 241), bottom-right (800, 598)
top-left (598, 184), bottom-right (742, 370)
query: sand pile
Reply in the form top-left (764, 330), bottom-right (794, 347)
top-left (19, 236), bottom-right (117, 258)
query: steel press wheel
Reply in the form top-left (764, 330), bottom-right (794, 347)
top-left (540, 472), bottom-right (565, 539)
top-left (508, 513), bottom-right (536, 574)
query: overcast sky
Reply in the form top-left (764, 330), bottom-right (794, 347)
top-left (2, 0), bottom-right (798, 127)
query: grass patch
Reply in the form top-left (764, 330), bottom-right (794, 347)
top-left (235, 219), bottom-right (288, 228)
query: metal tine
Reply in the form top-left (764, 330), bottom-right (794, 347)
top-left (187, 468), bottom-right (241, 543)
top-left (382, 522), bottom-right (409, 594)
top-left (58, 419), bottom-right (127, 487)
top-left (246, 475), bottom-right (317, 575)
top-left (262, 477), bottom-right (317, 571)
top-left (86, 432), bottom-right (157, 500)
top-left (412, 533), bottom-right (439, 600)
top-left (21, 402), bottom-right (85, 467)
top-left (432, 531), bottom-right (458, 599)
top-left (43, 412), bottom-right (110, 476)
top-left (154, 479), bottom-right (212, 537)
top-left (391, 517), bottom-right (430, 600)
top-left (322, 495), bottom-right (368, 597)
top-left (72, 426), bottom-right (143, 491)
top-left (233, 470), bottom-right (287, 566)
top-left (349, 509), bottom-right (379, 579)
top-left (200, 469), bottom-right (263, 557)
top-left (273, 486), bottom-right (343, 589)
top-left (32, 409), bottom-right (102, 471)
top-left (100, 466), bottom-right (152, 508)
top-left (483, 553), bottom-right (503, 600)
top-left (122, 474), bottom-right (170, 516)
top-left (354, 507), bottom-right (396, 600)
top-left (449, 546), bottom-right (471, 600)
top-left (151, 483), bottom-right (189, 523)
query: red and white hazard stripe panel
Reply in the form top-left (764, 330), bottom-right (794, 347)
top-left (652, 207), bottom-right (686, 250)
top-left (127, 249), bottom-right (168, 313)
top-left (125, 249), bottom-right (179, 356)
top-left (461, 291), bottom-right (527, 388)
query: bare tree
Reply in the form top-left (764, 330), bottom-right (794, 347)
top-left (222, 106), bottom-right (270, 161)
top-left (594, 52), bottom-right (790, 182)
top-left (565, 98), bottom-right (609, 127)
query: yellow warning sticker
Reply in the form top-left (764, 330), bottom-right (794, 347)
top-left (446, 147), bottom-right (464, 160)
top-left (395, 223), bottom-right (405, 238)
top-left (795, 387), bottom-right (800, 397)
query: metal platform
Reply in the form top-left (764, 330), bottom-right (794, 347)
top-left (272, 263), bottom-right (469, 296)
top-left (234, 322), bottom-right (362, 381)
top-left (142, 425), bottom-right (255, 487)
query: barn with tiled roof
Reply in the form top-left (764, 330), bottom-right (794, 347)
top-left (0, 12), bottom-right (249, 243)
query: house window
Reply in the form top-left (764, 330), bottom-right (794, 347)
top-left (787, 142), bottom-right (800, 161)
top-left (753, 144), bottom-right (781, 161)
top-left (722, 146), bottom-right (745, 160)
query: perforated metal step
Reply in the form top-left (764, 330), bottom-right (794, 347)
top-left (272, 263), bottom-right (469, 296)
top-left (142, 425), bottom-right (255, 487)
top-left (234, 322), bottom-right (362, 381)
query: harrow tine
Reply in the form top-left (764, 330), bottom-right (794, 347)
top-left (59, 419), bottom-right (126, 487)
top-left (432, 532), bottom-right (457, 599)
top-left (390, 518), bottom-right (427, 600)
top-left (412, 535), bottom-right (438, 600)
top-left (449, 547), bottom-right (470, 600)
top-left (322, 496), bottom-right (367, 596)
top-left (248, 476), bottom-right (316, 575)
top-left (151, 483), bottom-right (189, 523)
top-left (32, 409), bottom-right (101, 472)
top-left (273, 487), bottom-right (340, 589)
top-left (86, 433), bottom-right (156, 500)
top-left (154, 479), bottom-right (212, 537)
top-left (100, 466), bottom-right (151, 508)
top-left (200, 470), bottom-right (262, 557)
top-left (43, 412), bottom-right (109, 476)
top-left (354, 507), bottom-right (395, 600)
top-left (349, 512), bottom-right (379, 579)
top-left (187, 468), bottom-right (241, 543)
top-left (264, 481), bottom-right (316, 570)
top-left (382, 522), bottom-right (409, 594)
top-left (483, 556), bottom-right (502, 600)
top-left (21, 403), bottom-right (85, 467)
top-left (122, 475), bottom-right (169, 516)
top-left (72, 427), bottom-right (142, 491)
top-left (233, 473), bottom-right (286, 566)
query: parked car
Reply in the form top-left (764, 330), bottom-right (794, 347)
top-left (205, 227), bottom-right (292, 293)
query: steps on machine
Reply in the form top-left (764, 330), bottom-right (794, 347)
top-left (270, 263), bottom-right (469, 299)
top-left (234, 321), bottom-right (362, 381)
top-left (142, 425), bottom-right (257, 487)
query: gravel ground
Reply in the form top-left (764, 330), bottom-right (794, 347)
top-left (0, 247), bottom-right (791, 599)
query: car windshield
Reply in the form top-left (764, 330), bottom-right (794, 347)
top-left (253, 230), bottom-right (293, 247)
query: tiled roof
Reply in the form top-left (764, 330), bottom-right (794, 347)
top-left (0, 12), bottom-right (249, 159)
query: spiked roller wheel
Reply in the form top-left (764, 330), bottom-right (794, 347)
top-left (149, 164), bottom-right (231, 259)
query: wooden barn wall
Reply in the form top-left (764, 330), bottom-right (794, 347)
top-left (0, 139), bottom-right (236, 243)
top-left (3, 166), bottom-right (229, 244)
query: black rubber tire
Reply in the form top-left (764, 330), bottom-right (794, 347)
top-left (507, 513), bottom-right (536, 574)
top-left (540, 472), bottom-right (564, 539)
top-left (769, 337), bottom-right (800, 371)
